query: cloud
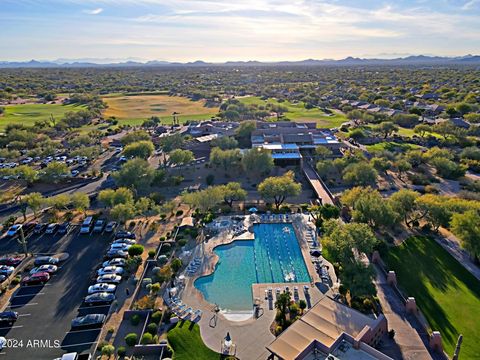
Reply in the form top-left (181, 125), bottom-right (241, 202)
top-left (83, 7), bottom-right (103, 15)
top-left (462, 0), bottom-right (479, 10)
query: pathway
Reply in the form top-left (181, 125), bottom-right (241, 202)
top-left (374, 267), bottom-right (441, 360)
top-left (303, 163), bottom-right (335, 205)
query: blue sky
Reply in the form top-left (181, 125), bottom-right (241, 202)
top-left (1, 0), bottom-right (480, 62)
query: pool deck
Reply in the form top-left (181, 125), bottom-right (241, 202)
top-left (178, 214), bottom-right (328, 359)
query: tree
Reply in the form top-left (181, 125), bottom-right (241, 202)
top-left (413, 124), bottom-right (431, 138)
top-left (389, 189), bottom-right (422, 227)
top-left (242, 148), bottom-right (274, 176)
top-left (342, 162), bottom-right (378, 186)
top-left (315, 146), bottom-right (332, 160)
top-left (168, 149), bottom-right (194, 167)
top-left (41, 161), bottom-right (70, 183)
top-left (110, 203), bottom-right (135, 227)
top-left (123, 140), bottom-right (154, 160)
top-left (370, 157), bottom-right (391, 175)
top-left (128, 244), bottom-right (144, 257)
top-left (450, 210), bottom-right (480, 259)
top-left (121, 130), bottom-right (150, 146)
top-left (211, 136), bottom-right (238, 150)
top-left (392, 114), bottom-right (419, 128)
top-left (99, 187), bottom-right (134, 207)
top-left (135, 197), bottom-right (155, 217)
top-left (21, 192), bottom-right (44, 219)
top-left (433, 121), bottom-right (456, 140)
top-left (113, 159), bottom-right (155, 192)
top-left (209, 147), bottom-right (242, 173)
top-left (417, 194), bottom-right (451, 231)
top-left (171, 258), bottom-right (182, 273)
top-left (15, 165), bottom-right (38, 185)
top-left (258, 171), bottom-right (301, 209)
top-left (222, 182), bottom-right (247, 207)
top-left (298, 299), bottom-right (307, 314)
top-left (375, 121), bottom-right (399, 139)
top-left (394, 159), bottom-right (412, 180)
top-left (71, 192), bottom-right (90, 216)
top-left (47, 194), bottom-right (71, 216)
top-left (464, 113), bottom-right (480, 124)
top-left (339, 261), bottom-right (376, 299)
top-left (274, 292), bottom-right (291, 326)
top-left (342, 187), bottom-right (397, 228)
top-left (157, 133), bottom-right (184, 153)
top-left (235, 120), bottom-right (256, 139)
top-left (182, 186), bottom-right (224, 213)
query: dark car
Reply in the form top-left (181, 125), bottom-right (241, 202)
top-left (58, 222), bottom-right (70, 234)
top-left (115, 231), bottom-right (136, 240)
top-left (93, 220), bottom-right (105, 233)
top-left (104, 249), bottom-right (128, 259)
top-left (0, 257), bottom-right (22, 267)
top-left (34, 256), bottom-right (59, 266)
top-left (0, 275), bottom-right (6, 283)
top-left (21, 272), bottom-right (50, 286)
top-left (71, 314), bottom-right (106, 329)
top-left (84, 292), bottom-right (115, 306)
top-left (45, 223), bottom-right (58, 234)
top-left (0, 311), bottom-right (18, 326)
top-left (22, 222), bottom-right (36, 235)
top-left (33, 223), bottom-right (47, 234)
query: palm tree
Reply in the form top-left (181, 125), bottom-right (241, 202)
top-left (275, 292), bottom-right (291, 326)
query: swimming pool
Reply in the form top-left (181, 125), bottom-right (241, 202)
top-left (194, 223), bottom-right (310, 311)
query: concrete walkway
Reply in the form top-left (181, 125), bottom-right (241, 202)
top-left (374, 268), bottom-right (441, 360)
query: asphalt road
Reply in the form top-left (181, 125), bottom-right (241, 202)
top-left (0, 227), bottom-right (113, 359)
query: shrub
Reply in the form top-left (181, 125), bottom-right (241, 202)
top-left (206, 174), bottom-right (215, 185)
top-left (11, 276), bottom-right (21, 286)
top-left (151, 310), bottom-right (162, 324)
top-left (128, 244), bottom-right (144, 257)
top-left (171, 258), bottom-right (182, 273)
top-left (160, 236), bottom-right (166, 241)
top-left (130, 314), bottom-right (141, 326)
top-left (148, 249), bottom-right (156, 258)
top-left (175, 210), bottom-right (184, 217)
top-left (275, 325), bottom-right (283, 335)
top-left (125, 333), bottom-right (138, 346)
top-left (117, 346), bottom-right (126, 357)
top-left (146, 322), bottom-right (158, 335)
top-left (101, 344), bottom-right (115, 356)
top-left (178, 239), bottom-right (187, 247)
top-left (141, 332), bottom-right (153, 344)
top-left (107, 327), bottom-right (115, 334)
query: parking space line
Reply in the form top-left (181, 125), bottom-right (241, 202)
top-left (78, 304), bottom-right (111, 310)
top-left (18, 314), bottom-right (31, 317)
top-left (62, 341), bottom-right (97, 348)
top-left (12, 292), bottom-right (44, 298)
top-left (8, 303), bottom-right (38, 308)
top-left (0, 325), bottom-right (23, 330)
top-left (67, 328), bottom-right (102, 334)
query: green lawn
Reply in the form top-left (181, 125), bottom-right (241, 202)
top-left (167, 321), bottom-right (230, 360)
top-left (0, 103), bottom-right (86, 131)
top-left (238, 96), bottom-right (347, 128)
top-left (384, 236), bottom-right (480, 358)
top-left (366, 141), bottom-right (423, 153)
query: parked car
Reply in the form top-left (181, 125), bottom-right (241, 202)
top-left (115, 231), bottom-right (136, 240)
top-left (104, 221), bottom-right (117, 233)
top-left (96, 274), bottom-right (122, 284)
top-left (109, 243), bottom-right (131, 251)
top-left (58, 222), bottom-right (70, 234)
top-left (21, 272), bottom-right (50, 286)
top-left (6, 224), bottom-right (22, 237)
top-left (113, 238), bottom-right (136, 245)
top-left (71, 314), bottom-right (106, 329)
top-left (93, 220), bottom-right (105, 233)
top-left (34, 256), bottom-right (59, 266)
top-left (45, 223), bottom-right (58, 234)
top-left (104, 249), bottom-right (128, 259)
top-left (84, 292), bottom-right (115, 306)
top-left (29, 264), bottom-right (58, 275)
top-left (0, 311), bottom-right (18, 326)
top-left (33, 223), bottom-right (47, 234)
top-left (0, 275), bottom-right (6, 283)
top-left (22, 222), bottom-right (37, 235)
top-left (0, 257), bottom-right (22, 267)
top-left (97, 266), bottom-right (124, 276)
top-left (80, 216), bottom-right (94, 234)
top-left (102, 258), bottom-right (126, 267)
top-left (88, 283), bottom-right (117, 294)
top-left (0, 266), bottom-right (15, 276)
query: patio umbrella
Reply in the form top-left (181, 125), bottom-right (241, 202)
top-left (310, 249), bottom-right (322, 258)
top-left (248, 207), bottom-right (258, 213)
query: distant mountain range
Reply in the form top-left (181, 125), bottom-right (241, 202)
top-left (1, 55), bottom-right (480, 68)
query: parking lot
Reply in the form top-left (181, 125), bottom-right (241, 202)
top-left (0, 226), bottom-right (113, 359)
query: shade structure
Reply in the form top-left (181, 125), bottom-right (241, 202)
top-left (248, 207), bottom-right (258, 213)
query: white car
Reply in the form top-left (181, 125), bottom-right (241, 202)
top-left (96, 274), bottom-right (122, 284)
top-left (113, 238), bottom-right (136, 245)
top-left (97, 266), bottom-right (124, 276)
top-left (88, 283), bottom-right (117, 294)
top-left (102, 258), bottom-right (126, 267)
top-left (29, 264), bottom-right (58, 275)
top-left (109, 243), bottom-right (131, 251)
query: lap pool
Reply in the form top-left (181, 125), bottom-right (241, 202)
top-left (194, 223), bottom-right (310, 311)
